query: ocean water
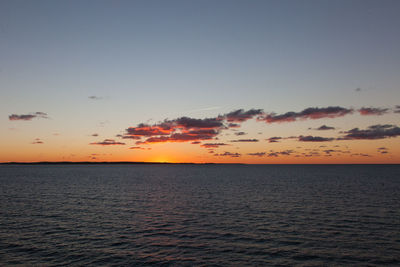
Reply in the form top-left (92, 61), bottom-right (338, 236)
top-left (0, 164), bottom-right (399, 266)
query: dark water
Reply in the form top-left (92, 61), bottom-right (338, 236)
top-left (0, 164), bottom-right (399, 266)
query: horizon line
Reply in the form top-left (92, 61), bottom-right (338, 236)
top-left (0, 161), bottom-right (398, 165)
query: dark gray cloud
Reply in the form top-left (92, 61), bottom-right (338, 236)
top-left (90, 139), bottom-right (125, 145)
top-left (224, 109), bottom-right (263, 122)
top-left (315, 125), bottom-right (335, 130)
top-left (267, 150), bottom-right (295, 157)
top-left (298, 135), bottom-right (334, 142)
top-left (351, 153), bottom-right (371, 157)
top-left (260, 106), bottom-right (353, 123)
top-left (230, 139), bottom-right (259, 142)
top-left (201, 143), bottom-right (228, 148)
top-left (31, 138), bottom-right (43, 144)
top-left (88, 96), bottom-right (102, 100)
top-left (116, 134), bottom-right (142, 140)
top-left (9, 112), bottom-right (48, 121)
top-left (247, 152), bottom-right (266, 157)
top-left (214, 151), bottom-right (241, 157)
top-left (341, 124), bottom-right (400, 140)
top-left (267, 136), bottom-right (282, 143)
top-left (228, 123), bottom-right (240, 128)
top-left (235, 131), bottom-right (247, 136)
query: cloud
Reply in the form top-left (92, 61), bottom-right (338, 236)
top-left (9, 112), bottom-right (48, 121)
top-left (223, 109), bottom-right (263, 122)
top-left (279, 150), bottom-right (294, 155)
top-left (341, 124), bottom-right (400, 140)
top-left (125, 117), bottom-right (224, 139)
top-left (141, 130), bottom-right (219, 144)
top-left (377, 147), bottom-right (389, 154)
top-left (118, 106), bottom-right (389, 148)
top-left (230, 139), bottom-right (259, 142)
top-left (88, 96), bottom-right (102, 100)
top-left (315, 125), bottom-right (335, 130)
top-left (191, 141), bottom-right (201, 144)
top-left (298, 135), bottom-right (334, 142)
top-left (125, 123), bottom-right (173, 137)
top-left (90, 139), bottom-right (125, 145)
top-left (351, 153), bottom-right (371, 157)
top-left (355, 88), bottom-right (362, 92)
top-left (116, 134), bottom-right (141, 140)
top-left (228, 123), bottom-right (240, 128)
top-left (322, 149), bottom-right (343, 155)
top-left (214, 151), bottom-right (241, 157)
top-left (124, 116), bottom-right (226, 145)
top-left (92, 133), bottom-right (99, 137)
top-left (247, 152), bottom-right (266, 157)
top-left (201, 143), bottom-right (228, 148)
top-left (358, 107), bottom-right (389, 116)
top-left (394, 105), bottom-right (400, 113)
top-left (259, 106), bottom-right (353, 123)
top-left (174, 117), bottom-right (224, 129)
top-left (267, 150), bottom-right (295, 157)
top-left (267, 136), bottom-right (282, 143)
top-left (129, 146), bottom-right (145, 150)
top-left (31, 138), bottom-right (43, 144)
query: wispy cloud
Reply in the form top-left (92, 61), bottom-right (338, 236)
top-left (247, 152), bottom-right (266, 157)
top-left (129, 146), bottom-right (146, 150)
top-left (267, 137), bottom-right (282, 143)
top-left (90, 139), bottom-right (125, 145)
top-left (186, 106), bottom-right (222, 113)
top-left (200, 143), bottom-right (228, 148)
top-left (9, 112), bottom-right (48, 121)
top-left (230, 139), bottom-right (259, 142)
top-left (358, 107), bottom-right (389, 116)
top-left (267, 150), bottom-right (295, 157)
top-left (259, 106), bottom-right (353, 123)
top-left (214, 151), bottom-right (241, 157)
top-left (88, 96), bottom-right (102, 100)
top-left (31, 138), bottom-right (44, 144)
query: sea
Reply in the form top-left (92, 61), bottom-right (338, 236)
top-left (0, 164), bottom-right (399, 266)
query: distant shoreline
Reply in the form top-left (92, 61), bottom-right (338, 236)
top-left (0, 162), bottom-right (398, 165)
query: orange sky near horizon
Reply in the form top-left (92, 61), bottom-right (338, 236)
top-left (1, 117), bottom-right (399, 164)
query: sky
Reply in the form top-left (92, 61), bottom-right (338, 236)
top-left (1, 0), bottom-right (400, 163)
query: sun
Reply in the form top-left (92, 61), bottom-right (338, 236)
top-left (151, 156), bottom-right (171, 163)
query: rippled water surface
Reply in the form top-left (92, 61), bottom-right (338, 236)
top-left (0, 164), bottom-right (399, 266)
